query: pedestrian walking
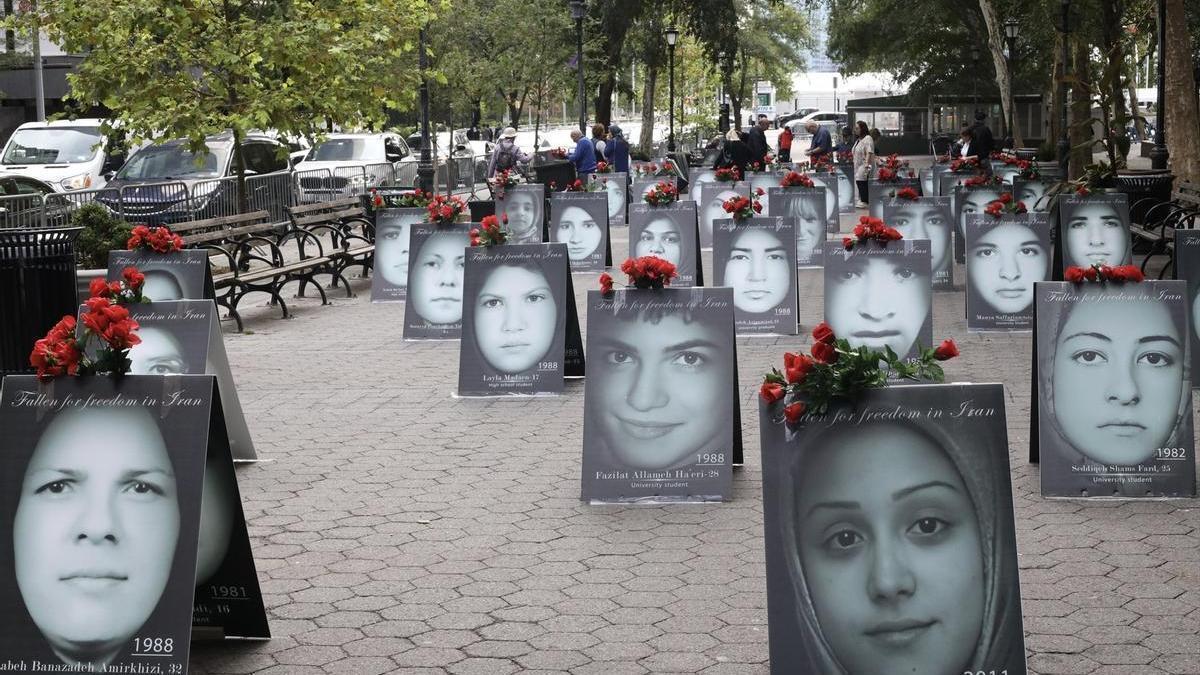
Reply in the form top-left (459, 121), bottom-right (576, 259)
top-left (778, 123), bottom-right (794, 163)
top-left (851, 121), bottom-right (875, 208)
top-left (746, 114), bottom-right (771, 164)
top-left (970, 110), bottom-right (995, 174)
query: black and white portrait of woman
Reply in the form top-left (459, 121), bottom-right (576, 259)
top-left (836, 165), bottom-right (855, 213)
top-left (581, 288), bottom-right (736, 501)
top-left (761, 384), bottom-right (1027, 675)
top-left (883, 197), bottom-right (954, 289)
top-left (403, 224), bottom-right (470, 339)
top-left (458, 244), bottom-right (568, 396)
top-left (1060, 195), bottom-right (1133, 271)
top-left (370, 207), bottom-right (424, 302)
top-left (700, 182), bottom-right (747, 249)
top-left (689, 169), bottom-right (716, 204)
top-left (953, 185), bottom-right (1009, 264)
top-left (590, 173), bottom-right (627, 224)
top-left (122, 304), bottom-right (212, 376)
top-left (824, 240), bottom-right (933, 360)
top-left (965, 215), bottom-right (1051, 331)
top-left (715, 218), bottom-right (798, 336)
top-left (497, 184), bottom-right (545, 244)
top-left (748, 171), bottom-right (782, 215)
top-left (772, 188), bottom-right (827, 268)
top-left (628, 203), bottom-right (699, 287)
top-left (108, 251), bottom-right (208, 301)
top-left (867, 178), bottom-right (919, 220)
top-left (551, 193), bottom-right (608, 272)
top-left (804, 172), bottom-right (839, 232)
top-left (0, 378), bottom-right (208, 671)
top-left (1037, 281), bottom-right (1195, 497)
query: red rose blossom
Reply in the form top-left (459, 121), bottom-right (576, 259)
top-left (933, 339), bottom-right (959, 361)
top-left (811, 341), bottom-right (838, 364)
top-left (784, 401), bottom-right (806, 423)
top-left (760, 381), bottom-right (785, 403)
top-left (812, 322), bottom-right (835, 344)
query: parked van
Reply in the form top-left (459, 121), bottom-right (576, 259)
top-left (0, 118), bottom-right (124, 192)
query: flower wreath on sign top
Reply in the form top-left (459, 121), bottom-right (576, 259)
top-left (835, 149), bottom-right (853, 164)
top-left (964, 173), bottom-right (1004, 188)
top-left (748, 154), bottom-right (777, 172)
top-left (488, 169), bottom-right (521, 200)
top-left (714, 166), bottom-right (742, 182)
top-left (1064, 264), bottom-right (1145, 284)
top-left (875, 154), bottom-right (915, 182)
top-left (780, 171), bottom-right (814, 188)
top-left (594, 161), bottom-right (613, 174)
top-left (949, 156), bottom-right (980, 173)
top-left (372, 188), bottom-right (432, 209)
top-left (30, 267), bottom-right (147, 379)
top-left (643, 180), bottom-right (679, 206)
top-left (126, 225), bottom-right (184, 253)
top-left (760, 322), bottom-right (959, 421)
top-left (983, 193), bottom-right (1028, 217)
top-left (895, 186), bottom-right (920, 201)
top-left (841, 216), bottom-right (902, 250)
top-left (634, 160), bottom-right (675, 179)
top-left (722, 188), bottom-right (764, 222)
top-left (470, 214), bottom-right (508, 247)
top-left (599, 256), bottom-right (678, 295)
top-left (426, 194), bottom-right (466, 224)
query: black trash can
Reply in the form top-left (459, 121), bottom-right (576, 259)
top-left (530, 159), bottom-right (577, 191)
top-left (0, 227), bottom-right (82, 375)
top-left (1117, 170), bottom-right (1174, 225)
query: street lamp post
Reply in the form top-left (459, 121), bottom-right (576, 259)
top-left (417, 26), bottom-right (434, 193)
top-left (1149, 0), bottom-right (1169, 170)
top-left (665, 27), bottom-right (678, 153)
top-left (971, 46), bottom-right (980, 110)
top-left (1004, 17), bottom-right (1019, 149)
top-left (1057, 0), bottom-right (1071, 176)
top-left (569, 0), bottom-right (587, 134)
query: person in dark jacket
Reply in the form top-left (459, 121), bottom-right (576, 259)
top-left (970, 110), bottom-right (995, 174)
top-left (745, 114), bottom-right (771, 164)
top-left (603, 124), bottom-right (631, 173)
top-left (715, 128), bottom-right (752, 176)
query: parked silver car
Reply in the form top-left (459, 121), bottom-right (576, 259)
top-left (295, 133), bottom-right (417, 203)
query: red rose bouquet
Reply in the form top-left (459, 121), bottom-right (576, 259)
top-left (722, 190), bottom-right (763, 222)
top-left (895, 186), bottom-right (920, 201)
top-left (949, 157), bottom-right (980, 173)
top-left (780, 171), bottom-right (814, 188)
top-left (599, 256), bottom-right (678, 295)
top-left (373, 188), bottom-right (432, 209)
top-left (31, 268), bottom-right (149, 379)
top-left (1064, 264), bottom-right (1144, 284)
top-left (488, 170), bottom-right (521, 200)
top-left (426, 194), bottom-right (466, 224)
top-left (964, 174), bottom-right (1003, 188)
top-left (644, 181), bottom-right (679, 206)
top-left (470, 214), bottom-right (508, 247)
top-left (760, 322), bottom-right (958, 418)
top-left (549, 147), bottom-right (568, 160)
top-left (808, 155), bottom-right (835, 173)
top-left (714, 166), bottom-right (741, 182)
top-left (835, 149), bottom-right (853, 164)
top-left (875, 154), bottom-right (914, 182)
top-left (841, 216), bottom-right (902, 250)
top-left (1015, 160), bottom-right (1040, 181)
top-left (594, 161), bottom-right (613, 174)
top-left (126, 225), bottom-right (184, 254)
top-left (983, 193), bottom-right (1027, 217)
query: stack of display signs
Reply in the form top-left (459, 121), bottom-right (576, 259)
top-left (953, 182), bottom-right (1011, 263)
top-left (550, 191), bottom-right (611, 273)
top-left (881, 197), bottom-right (955, 289)
top-left (689, 168), bottom-right (717, 204)
top-left (714, 217), bottom-right (799, 336)
top-left (403, 223), bottom-right (472, 340)
top-left (835, 162), bottom-right (855, 213)
top-left (456, 243), bottom-right (583, 397)
top-left (822, 239), bottom-right (933, 361)
top-left (496, 183), bottom-right (547, 244)
top-left (1057, 193), bottom-right (1133, 273)
top-left (1173, 230), bottom-right (1200, 381)
top-left (630, 175), bottom-right (676, 207)
top-left (746, 170), bottom-right (785, 215)
top-left (760, 384), bottom-right (1028, 674)
top-left (964, 212), bottom-right (1052, 331)
top-left (1013, 177), bottom-right (1054, 213)
top-left (802, 170), bottom-right (840, 233)
top-left (580, 287), bottom-right (742, 502)
top-left (867, 175), bottom-right (920, 219)
top-left (627, 202), bottom-right (704, 286)
top-left (769, 187), bottom-right (827, 268)
top-left (1032, 280), bottom-right (1196, 497)
top-left (698, 181), bottom-right (750, 249)
top-left (107, 253), bottom-right (256, 461)
top-left (0, 375), bottom-right (269, 673)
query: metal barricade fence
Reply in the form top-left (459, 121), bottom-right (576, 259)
top-left (245, 172), bottom-right (295, 222)
top-left (0, 193), bottom-right (50, 229)
top-left (116, 181), bottom-right (192, 225)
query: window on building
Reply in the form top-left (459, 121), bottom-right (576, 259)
top-left (757, 93), bottom-right (771, 108)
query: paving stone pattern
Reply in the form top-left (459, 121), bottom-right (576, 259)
top-left (190, 186), bottom-right (1200, 674)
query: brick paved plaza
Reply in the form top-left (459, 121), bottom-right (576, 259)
top-left (190, 197), bottom-right (1200, 675)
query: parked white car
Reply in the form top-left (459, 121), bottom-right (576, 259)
top-left (294, 133), bottom-right (417, 203)
top-left (0, 118), bottom-right (125, 192)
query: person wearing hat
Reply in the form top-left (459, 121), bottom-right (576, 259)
top-left (487, 127), bottom-right (531, 178)
top-left (603, 124), bottom-right (630, 173)
top-left (715, 128), bottom-right (752, 176)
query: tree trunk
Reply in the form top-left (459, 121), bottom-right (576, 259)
top-left (230, 126), bottom-right (249, 215)
top-left (1164, 0), bottom-right (1200, 184)
top-left (502, 88), bottom-right (528, 129)
top-left (1100, 0), bottom-right (1128, 164)
top-left (1069, 36), bottom-right (1091, 179)
top-left (1048, 31), bottom-right (1063, 149)
top-left (638, 61), bottom-right (658, 157)
top-left (978, 0), bottom-right (1023, 148)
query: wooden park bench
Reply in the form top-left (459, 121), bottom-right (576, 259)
top-left (286, 197), bottom-right (375, 283)
top-left (1130, 181), bottom-right (1200, 276)
top-left (179, 210), bottom-right (344, 331)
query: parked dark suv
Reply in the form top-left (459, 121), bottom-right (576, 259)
top-left (100, 131), bottom-right (292, 224)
